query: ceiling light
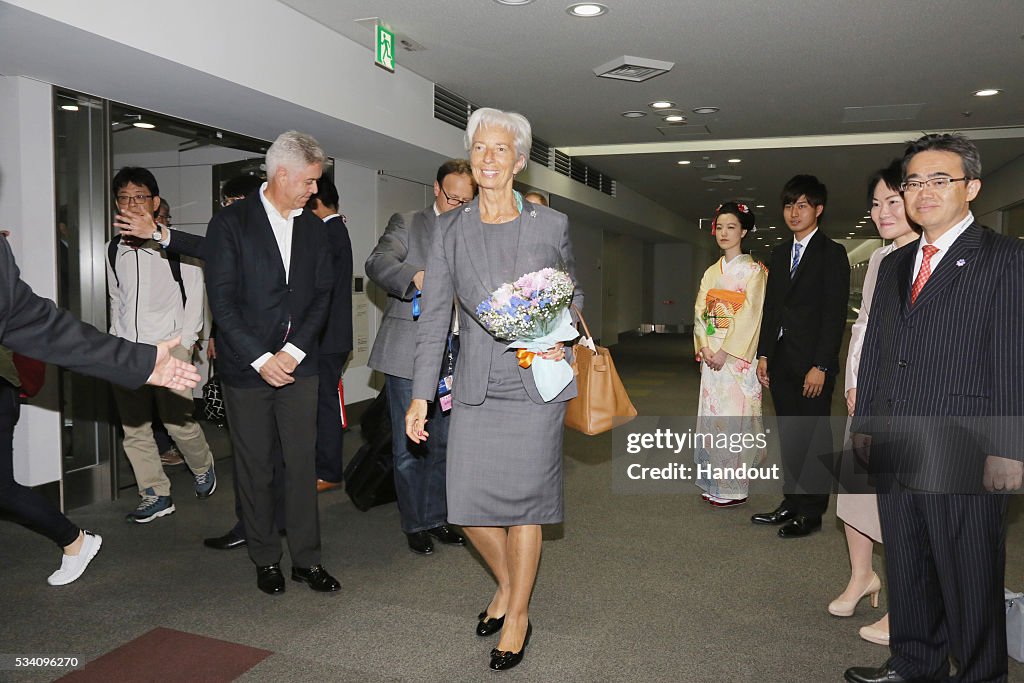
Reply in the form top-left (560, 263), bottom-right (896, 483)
top-left (849, 232), bottom-right (856, 235)
top-left (845, 236), bottom-right (852, 240)
top-left (133, 122), bottom-right (156, 129)
top-left (494, 0), bottom-right (534, 4)
top-left (650, 101), bottom-right (674, 109)
top-left (60, 104), bottom-right (79, 112)
top-left (677, 160), bottom-right (691, 165)
top-left (664, 115), bottom-right (685, 122)
top-left (567, 3), bottom-right (607, 17)
top-left (692, 107), bottom-right (719, 114)
top-left (755, 204), bottom-right (765, 208)
top-left (769, 226), bottom-right (776, 230)
top-left (973, 88), bottom-right (1001, 97)
top-left (621, 111), bottom-right (647, 118)
top-left (727, 158), bottom-right (742, 163)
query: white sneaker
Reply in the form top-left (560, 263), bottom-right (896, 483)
top-left (47, 531), bottom-right (103, 586)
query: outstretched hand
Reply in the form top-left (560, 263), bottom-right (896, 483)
top-left (146, 337), bottom-right (201, 391)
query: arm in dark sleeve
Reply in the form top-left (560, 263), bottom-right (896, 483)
top-left (989, 243), bottom-right (1024, 459)
top-left (289, 226), bottom-right (334, 354)
top-left (365, 212), bottom-right (420, 299)
top-left (163, 229), bottom-right (206, 260)
top-left (814, 242), bottom-right (851, 369)
top-left (411, 221), bottom-right (454, 401)
top-left (0, 238), bottom-right (154, 388)
top-left (851, 259), bottom-right (890, 433)
top-left (757, 249), bottom-right (780, 360)
top-left (203, 214), bottom-right (267, 364)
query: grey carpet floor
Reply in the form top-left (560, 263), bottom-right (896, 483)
top-left (1, 333), bottom-right (1022, 682)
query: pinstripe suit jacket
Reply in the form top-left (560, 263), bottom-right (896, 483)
top-left (411, 199), bottom-right (583, 406)
top-left (853, 223), bottom-right (1024, 492)
top-left (366, 206), bottom-right (440, 380)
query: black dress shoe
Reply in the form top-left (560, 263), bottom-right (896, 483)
top-left (476, 610), bottom-right (505, 637)
top-left (489, 622), bottom-right (531, 671)
top-left (203, 532), bottom-right (247, 550)
top-left (406, 531), bottom-right (434, 555)
top-left (427, 525), bottom-right (465, 546)
top-left (256, 563), bottom-right (285, 595)
top-left (778, 515), bottom-right (822, 538)
top-left (751, 503), bottom-right (796, 525)
top-left (291, 564), bottom-right (341, 592)
top-left (845, 658), bottom-right (947, 683)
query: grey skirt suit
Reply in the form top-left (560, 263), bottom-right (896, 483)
top-left (411, 199), bottom-right (583, 526)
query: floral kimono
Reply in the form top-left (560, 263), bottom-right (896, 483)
top-left (693, 254), bottom-right (768, 500)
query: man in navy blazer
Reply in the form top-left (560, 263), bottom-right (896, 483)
top-left (304, 175), bottom-right (353, 491)
top-left (203, 131), bottom-right (338, 596)
top-left (845, 134), bottom-right (1024, 683)
top-left (753, 175), bottom-right (850, 538)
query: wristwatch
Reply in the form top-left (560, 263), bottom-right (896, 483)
top-left (151, 228), bottom-right (164, 242)
top-left (814, 364), bottom-right (828, 373)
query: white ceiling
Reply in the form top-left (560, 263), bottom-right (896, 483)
top-left (280, 0), bottom-right (1024, 239)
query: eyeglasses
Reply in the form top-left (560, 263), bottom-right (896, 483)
top-left (115, 193), bottom-right (153, 206)
top-left (220, 196), bottom-right (243, 208)
top-left (900, 177), bottom-right (970, 193)
top-left (440, 186), bottom-right (469, 206)
top-left (158, 213), bottom-right (172, 226)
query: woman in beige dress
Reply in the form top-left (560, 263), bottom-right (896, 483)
top-left (831, 160), bottom-right (919, 645)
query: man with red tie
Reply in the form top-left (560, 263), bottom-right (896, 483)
top-left (846, 134), bottom-right (1024, 683)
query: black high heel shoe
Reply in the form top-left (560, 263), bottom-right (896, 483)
top-left (489, 622), bottom-right (531, 671)
top-left (476, 610), bottom-right (505, 637)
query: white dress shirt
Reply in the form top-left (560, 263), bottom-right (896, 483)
top-left (251, 183), bottom-right (306, 373)
top-left (912, 211), bottom-right (973, 280)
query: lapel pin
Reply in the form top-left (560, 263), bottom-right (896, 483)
top-left (530, 210), bottom-right (537, 218)
top-left (955, 258), bottom-right (966, 267)
top-left (463, 206), bottom-right (471, 213)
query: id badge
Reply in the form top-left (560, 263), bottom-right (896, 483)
top-left (438, 374), bottom-right (454, 413)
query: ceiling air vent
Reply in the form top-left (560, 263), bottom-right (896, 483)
top-left (702, 174), bottom-right (742, 184)
top-left (593, 56), bottom-right (674, 82)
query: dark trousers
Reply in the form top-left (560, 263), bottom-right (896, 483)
top-left (222, 376), bottom-right (321, 568)
top-left (0, 381), bottom-right (79, 548)
top-left (229, 438), bottom-right (285, 540)
top-left (385, 374), bottom-right (449, 534)
top-left (315, 352), bottom-right (347, 483)
top-left (879, 488), bottom-right (1009, 682)
top-left (769, 348), bottom-right (835, 519)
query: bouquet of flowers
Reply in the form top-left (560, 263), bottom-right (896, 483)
top-left (476, 267), bottom-right (579, 401)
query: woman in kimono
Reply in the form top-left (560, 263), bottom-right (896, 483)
top-left (693, 202), bottom-right (767, 506)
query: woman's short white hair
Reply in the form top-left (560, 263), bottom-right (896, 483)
top-left (266, 130), bottom-right (326, 177)
top-left (465, 108), bottom-right (533, 171)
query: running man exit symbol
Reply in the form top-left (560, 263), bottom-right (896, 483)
top-left (375, 24), bottom-right (395, 72)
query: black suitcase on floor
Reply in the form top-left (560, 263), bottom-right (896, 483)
top-left (344, 389), bottom-right (397, 511)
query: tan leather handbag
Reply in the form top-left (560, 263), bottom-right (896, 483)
top-left (564, 306), bottom-right (638, 435)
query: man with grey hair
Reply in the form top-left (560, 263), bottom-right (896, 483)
top-left (204, 131), bottom-right (340, 595)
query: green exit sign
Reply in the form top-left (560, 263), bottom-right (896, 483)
top-left (375, 24), bottom-right (395, 72)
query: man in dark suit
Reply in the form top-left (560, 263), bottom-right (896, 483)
top-left (753, 175), bottom-right (850, 538)
top-left (845, 134), bottom-right (1023, 683)
top-left (304, 175), bottom-right (353, 492)
top-left (203, 131), bottom-right (339, 595)
top-left (365, 159), bottom-right (474, 555)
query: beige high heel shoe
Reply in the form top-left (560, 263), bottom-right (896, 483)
top-left (828, 572), bottom-right (881, 617)
top-left (858, 619), bottom-right (890, 646)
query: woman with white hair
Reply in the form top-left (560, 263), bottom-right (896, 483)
top-left (405, 108), bottom-right (583, 671)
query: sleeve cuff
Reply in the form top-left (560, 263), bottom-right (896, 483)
top-left (251, 352), bottom-right (273, 372)
top-left (160, 228), bottom-right (172, 248)
top-left (281, 343), bottom-right (306, 364)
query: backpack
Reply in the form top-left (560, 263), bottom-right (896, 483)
top-left (107, 235), bottom-right (186, 305)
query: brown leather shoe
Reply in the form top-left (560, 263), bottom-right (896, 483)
top-left (316, 479), bottom-right (341, 493)
top-left (160, 447), bottom-right (185, 467)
